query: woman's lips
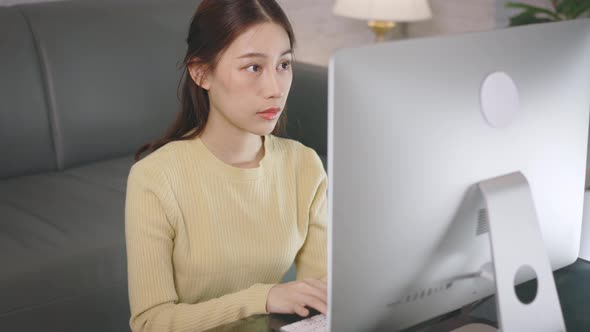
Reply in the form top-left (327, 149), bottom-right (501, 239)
top-left (257, 108), bottom-right (280, 120)
top-left (258, 111), bottom-right (280, 120)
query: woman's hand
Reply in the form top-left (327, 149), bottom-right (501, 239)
top-left (266, 278), bottom-right (327, 317)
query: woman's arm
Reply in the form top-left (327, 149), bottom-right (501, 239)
top-left (294, 149), bottom-right (328, 282)
top-left (125, 164), bottom-right (275, 332)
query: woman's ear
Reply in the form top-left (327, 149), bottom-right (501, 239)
top-left (188, 62), bottom-right (211, 90)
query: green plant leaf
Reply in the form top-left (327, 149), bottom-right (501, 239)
top-left (571, 1), bottom-right (590, 18)
top-left (556, 0), bottom-right (582, 18)
top-left (508, 11), bottom-right (555, 26)
top-left (556, 0), bottom-right (590, 18)
top-left (506, 2), bottom-right (562, 20)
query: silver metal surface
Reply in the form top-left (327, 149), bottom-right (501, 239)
top-left (327, 19), bottom-right (590, 332)
top-left (479, 172), bottom-right (565, 332)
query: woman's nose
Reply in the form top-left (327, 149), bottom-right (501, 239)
top-left (263, 71), bottom-right (283, 99)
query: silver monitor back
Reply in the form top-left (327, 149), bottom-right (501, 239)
top-left (327, 19), bottom-right (590, 331)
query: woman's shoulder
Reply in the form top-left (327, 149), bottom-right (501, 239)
top-left (270, 135), bottom-right (325, 173)
top-left (128, 139), bottom-right (190, 183)
top-left (271, 135), bottom-right (311, 158)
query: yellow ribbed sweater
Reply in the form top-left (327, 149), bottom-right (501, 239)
top-left (124, 134), bottom-right (327, 332)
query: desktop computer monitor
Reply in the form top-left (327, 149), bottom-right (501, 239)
top-left (327, 19), bottom-right (590, 331)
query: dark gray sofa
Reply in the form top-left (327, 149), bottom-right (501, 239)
top-left (0, 1), bottom-right (327, 331)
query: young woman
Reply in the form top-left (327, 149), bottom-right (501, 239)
top-left (124, 1), bottom-right (327, 331)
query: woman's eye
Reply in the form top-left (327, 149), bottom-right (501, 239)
top-left (279, 61), bottom-right (291, 71)
top-left (246, 64), bottom-right (261, 73)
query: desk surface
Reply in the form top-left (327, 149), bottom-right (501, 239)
top-left (202, 311), bottom-right (310, 332)
top-left (203, 259), bottom-right (590, 332)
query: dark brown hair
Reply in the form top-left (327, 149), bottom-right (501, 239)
top-left (134, 0), bottom-right (296, 161)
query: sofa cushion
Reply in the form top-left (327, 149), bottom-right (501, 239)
top-left (63, 154), bottom-right (136, 193)
top-left (0, 282), bottom-right (130, 332)
top-left (0, 162), bottom-right (132, 316)
top-left (0, 7), bottom-right (56, 179)
top-left (318, 154), bottom-right (327, 171)
top-left (19, 0), bottom-right (198, 169)
top-left (286, 62), bottom-right (329, 156)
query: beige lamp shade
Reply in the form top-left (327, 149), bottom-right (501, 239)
top-left (333, 0), bottom-right (432, 22)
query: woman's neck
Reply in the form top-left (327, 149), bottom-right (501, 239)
top-left (198, 121), bottom-right (265, 169)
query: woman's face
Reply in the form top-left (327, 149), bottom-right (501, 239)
top-left (192, 22), bottom-right (293, 136)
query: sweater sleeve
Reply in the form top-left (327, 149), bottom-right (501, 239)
top-left (125, 163), bottom-right (275, 332)
top-left (295, 149), bottom-right (328, 282)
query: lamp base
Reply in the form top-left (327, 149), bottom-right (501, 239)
top-left (368, 20), bottom-right (396, 42)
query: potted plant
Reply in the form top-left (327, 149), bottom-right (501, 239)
top-left (506, 0), bottom-right (590, 26)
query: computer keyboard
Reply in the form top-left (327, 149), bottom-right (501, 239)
top-left (280, 313), bottom-right (327, 332)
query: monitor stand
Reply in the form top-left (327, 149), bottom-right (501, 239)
top-left (478, 172), bottom-right (565, 331)
top-left (417, 172), bottom-right (566, 332)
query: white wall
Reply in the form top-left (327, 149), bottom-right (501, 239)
top-left (0, 0), bottom-right (555, 65)
top-left (278, 0), bottom-right (549, 65)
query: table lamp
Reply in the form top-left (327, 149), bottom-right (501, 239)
top-left (333, 0), bottom-right (433, 42)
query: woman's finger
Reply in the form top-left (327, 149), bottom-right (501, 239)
top-left (299, 294), bottom-right (327, 315)
top-left (294, 303), bottom-right (309, 317)
top-left (299, 281), bottom-right (327, 304)
top-left (304, 278), bottom-right (327, 293)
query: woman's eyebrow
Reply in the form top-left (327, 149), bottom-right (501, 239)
top-left (236, 49), bottom-right (293, 59)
